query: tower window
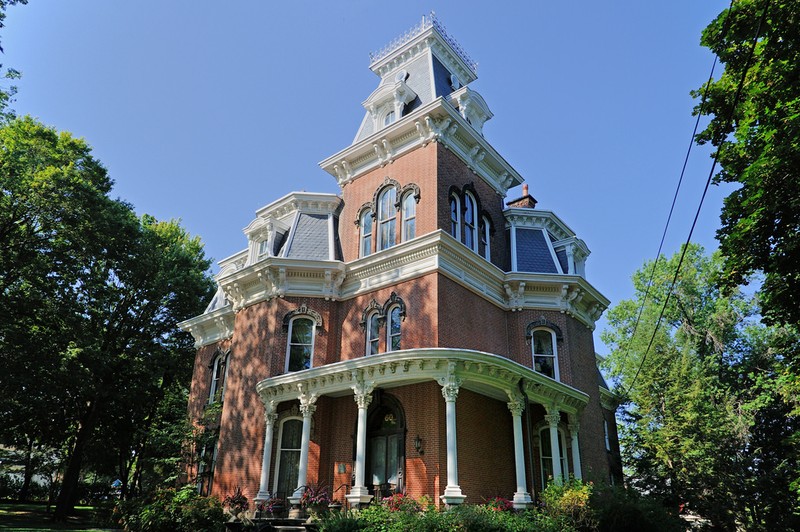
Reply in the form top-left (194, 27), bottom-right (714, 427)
top-left (480, 216), bottom-right (491, 261)
top-left (532, 329), bottom-right (559, 381)
top-left (377, 187), bottom-right (397, 251)
top-left (464, 192), bottom-right (477, 251)
top-left (366, 311), bottom-right (381, 356)
top-left (401, 192), bottom-right (416, 242)
top-left (449, 194), bottom-right (461, 240)
top-left (387, 306), bottom-right (402, 352)
top-left (286, 317), bottom-right (315, 372)
top-left (384, 110), bottom-right (396, 126)
top-left (360, 210), bottom-right (373, 258)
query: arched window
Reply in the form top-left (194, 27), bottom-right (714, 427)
top-left (449, 194), bottom-right (461, 240)
top-left (208, 351), bottom-right (229, 404)
top-left (384, 110), bottom-right (396, 126)
top-left (539, 426), bottom-right (568, 488)
top-left (401, 192), bottom-right (416, 242)
top-left (532, 329), bottom-right (559, 380)
top-left (480, 215), bottom-right (491, 261)
top-left (274, 418), bottom-right (302, 499)
top-left (360, 210), bottom-right (373, 258)
top-left (377, 187), bottom-right (397, 251)
top-left (197, 430), bottom-right (219, 496)
top-left (366, 311), bottom-right (381, 356)
top-left (286, 317), bottom-right (315, 372)
top-left (386, 306), bottom-right (402, 352)
top-left (464, 192), bottom-right (477, 251)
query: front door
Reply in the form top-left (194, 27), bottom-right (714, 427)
top-left (365, 394), bottom-right (404, 498)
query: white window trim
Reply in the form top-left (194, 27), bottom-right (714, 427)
top-left (386, 305), bottom-right (401, 352)
top-left (376, 188), bottom-right (397, 251)
top-left (450, 194), bottom-right (461, 241)
top-left (464, 192), bottom-right (478, 252)
top-left (481, 215), bottom-right (491, 262)
top-left (604, 419), bottom-right (611, 451)
top-left (360, 210), bottom-right (373, 258)
top-left (285, 316), bottom-right (316, 373)
top-left (272, 416), bottom-right (303, 498)
top-left (365, 311), bottom-right (382, 356)
top-left (208, 353), bottom-right (228, 403)
top-left (531, 327), bottom-right (560, 381)
top-left (401, 192), bottom-right (416, 242)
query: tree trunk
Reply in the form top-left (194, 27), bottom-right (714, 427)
top-left (18, 437), bottom-right (34, 502)
top-left (54, 400), bottom-right (99, 521)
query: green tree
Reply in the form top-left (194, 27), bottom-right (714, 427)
top-left (695, 0), bottom-right (800, 505)
top-left (0, 117), bottom-right (215, 517)
top-left (602, 246), bottom-right (799, 530)
top-left (0, 1), bottom-right (26, 122)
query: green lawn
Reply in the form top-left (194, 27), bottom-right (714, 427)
top-left (0, 503), bottom-right (118, 531)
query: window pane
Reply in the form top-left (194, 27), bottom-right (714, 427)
top-left (387, 435), bottom-right (399, 485)
top-left (533, 331), bottom-right (553, 355)
top-left (289, 345), bottom-right (312, 371)
top-left (368, 313), bottom-right (380, 355)
top-left (277, 449), bottom-right (300, 498)
top-left (291, 319), bottom-right (313, 344)
top-left (388, 307), bottom-right (401, 351)
top-left (450, 197), bottom-right (459, 236)
top-left (370, 438), bottom-right (387, 485)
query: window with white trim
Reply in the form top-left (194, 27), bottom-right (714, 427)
top-left (539, 427), bottom-right (568, 488)
top-left (464, 192), bottom-right (477, 251)
top-left (208, 351), bottom-right (229, 404)
top-left (366, 311), bottom-right (381, 356)
top-left (604, 419), bottom-right (611, 451)
top-left (258, 239), bottom-right (270, 260)
top-left (401, 192), bottom-right (416, 242)
top-left (360, 210), bottom-right (373, 258)
top-left (377, 187), bottom-right (397, 251)
top-left (274, 418), bottom-right (302, 499)
top-left (480, 215), bottom-right (491, 261)
top-left (286, 317), bottom-right (315, 372)
top-left (532, 328), bottom-right (559, 381)
top-left (383, 110), bottom-right (396, 126)
top-left (387, 305), bottom-right (402, 352)
top-left (449, 194), bottom-right (461, 240)
top-left (197, 432), bottom-right (219, 496)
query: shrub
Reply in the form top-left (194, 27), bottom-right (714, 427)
top-left (540, 478), bottom-right (596, 531)
top-left (589, 485), bottom-right (684, 532)
top-left (381, 492), bottom-right (421, 513)
top-left (115, 484), bottom-right (224, 532)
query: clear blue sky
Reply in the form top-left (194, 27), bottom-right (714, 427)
top-left (3, 1), bottom-right (731, 354)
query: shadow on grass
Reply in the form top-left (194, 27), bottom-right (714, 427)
top-left (0, 502), bottom-right (119, 531)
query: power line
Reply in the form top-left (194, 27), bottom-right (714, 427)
top-left (624, 0), bottom-right (772, 397)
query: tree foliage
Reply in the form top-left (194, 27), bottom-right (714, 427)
top-left (602, 246), bottom-right (799, 530)
top-left (0, 116), bottom-right (215, 517)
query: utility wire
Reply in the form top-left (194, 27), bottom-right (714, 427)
top-left (624, 0), bottom-right (772, 397)
top-left (615, 0), bottom-right (735, 383)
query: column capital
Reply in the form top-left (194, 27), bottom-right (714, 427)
top-left (544, 412), bottom-right (561, 428)
top-left (265, 410), bottom-right (279, 426)
top-left (299, 391), bottom-right (318, 418)
top-left (506, 389), bottom-right (525, 417)
top-left (568, 422), bottom-right (580, 436)
top-left (438, 362), bottom-right (462, 402)
top-left (351, 380), bottom-right (375, 409)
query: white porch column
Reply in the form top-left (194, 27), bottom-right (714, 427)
top-left (289, 390), bottom-right (317, 505)
top-left (507, 393), bottom-right (532, 508)
top-left (439, 364), bottom-right (466, 505)
top-left (545, 409), bottom-right (563, 484)
top-left (346, 379), bottom-right (375, 507)
top-left (255, 400), bottom-right (278, 502)
top-left (568, 417), bottom-right (583, 481)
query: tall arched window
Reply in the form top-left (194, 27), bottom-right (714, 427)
top-left (539, 426), bottom-right (568, 488)
top-left (274, 418), bottom-right (302, 498)
top-left (208, 351), bottom-right (229, 404)
top-left (197, 432), bottom-right (219, 496)
top-left (386, 306), bottom-right (402, 352)
top-left (532, 329), bottom-right (559, 380)
top-left (449, 194), bottom-right (461, 240)
top-left (360, 210), bottom-right (373, 258)
top-left (401, 193), bottom-right (416, 242)
top-left (464, 192), bottom-right (478, 251)
top-left (366, 311), bottom-right (381, 356)
top-left (480, 215), bottom-right (491, 261)
top-left (286, 317), bottom-right (315, 372)
top-left (377, 187), bottom-right (397, 251)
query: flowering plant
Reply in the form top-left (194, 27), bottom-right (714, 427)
top-left (485, 496), bottom-right (514, 512)
top-left (382, 492), bottom-right (421, 512)
top-left (222, 485), bottom-right (249, 515)
top-left (299, 484), bottom-right (331, 508)
top-left (256, 497), bottom-right (285, 514)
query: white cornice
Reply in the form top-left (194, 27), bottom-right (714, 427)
top-left (178, 305), bottom-right (235, 349)
top-left (319, 98), bottom-right (524, 197)
top-left (256, 349), bottom-right (588, 414)
top-left (503, 209), bottom-right (577, 241)
top-left (254, 192), bottom-right (342, 220)
top-left (180, 231), bottom-right (609, 347)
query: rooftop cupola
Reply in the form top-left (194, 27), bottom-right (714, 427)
top-left (354, 13), bottom-right (487, 142)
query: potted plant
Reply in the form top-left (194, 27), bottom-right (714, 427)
top-left (256, 497), bottom-right (286, 518)
top-left (223, 485), bottom-right (250, 521)
top-left (300, 483), bottom-right (332, 521)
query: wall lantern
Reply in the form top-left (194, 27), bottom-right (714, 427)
top-left (414, 435), bottom-right (424, 455)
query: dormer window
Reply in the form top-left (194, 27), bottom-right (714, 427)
top-left (257, 239), bottom-right (270, 260)
top-left (384, 110), bottom-right (396, 126)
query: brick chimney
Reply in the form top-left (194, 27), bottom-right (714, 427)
top-left (506, 183), bottom-right (537, 209)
